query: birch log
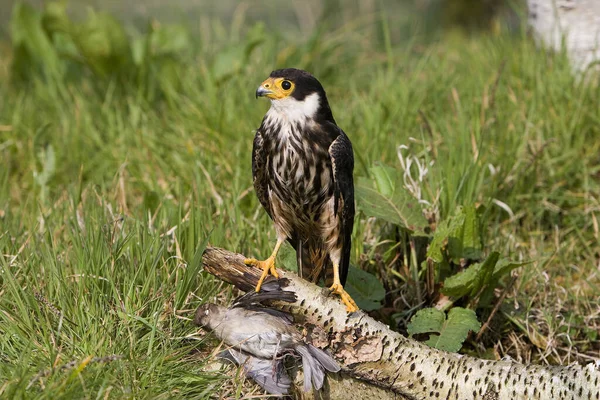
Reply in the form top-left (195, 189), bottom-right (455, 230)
top-left (528, 0), bottom-right (600, 71)
top-left (200, 247), bottom-right (600, 399)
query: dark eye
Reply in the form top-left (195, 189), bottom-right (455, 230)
top-left (281, 80), bottom-right (292, 90)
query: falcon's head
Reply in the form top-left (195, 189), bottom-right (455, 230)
top-left (256, 68), bottom-right (335, 124)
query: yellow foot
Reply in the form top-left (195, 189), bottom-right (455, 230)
top-left (244, 256), bottom-right (279, 292)
top-left (329, 283), bottom-right (359, 313)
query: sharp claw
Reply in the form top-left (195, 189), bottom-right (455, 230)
top-left (329, 283), bottom-right (359, 313)
top-left (271, 267), bottom-right (280, 279)
top-left (246, 257), bottom-right (277, 292)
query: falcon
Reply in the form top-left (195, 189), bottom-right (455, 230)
top-left (244, 68), bottom-right (358, 312)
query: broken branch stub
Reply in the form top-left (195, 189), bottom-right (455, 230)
top-left (201, 247), bottom-right (600, 399)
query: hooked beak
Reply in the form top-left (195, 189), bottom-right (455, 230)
top-left (255, 85), bottom-right (273, 98)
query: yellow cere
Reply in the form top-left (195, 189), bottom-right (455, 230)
top-left (260, 77), bottom-right (295, 100)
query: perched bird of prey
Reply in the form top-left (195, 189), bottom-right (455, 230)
top-left (195, 281), bottom-right (340, 393)
top-left (245, 68), bottom-right (358, 312)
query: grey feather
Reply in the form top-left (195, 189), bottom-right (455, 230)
top-left (219, 349), bottom-right (292, 395)
top-left (296, 345), bottom-right (325, 392)
top-left (307, 344), bottom-right (341, 373)
top-left (233, 280), bottom-right (297, 308)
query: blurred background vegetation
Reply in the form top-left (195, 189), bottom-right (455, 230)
top-left (1, 0), bottom-right (521, 36)
top-left (0, 0), bottom-right (527, 119)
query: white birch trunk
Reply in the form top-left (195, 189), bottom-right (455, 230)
top-left (528, 0), bottom-right (600, 71)
top-left (201, 247), bottom-right (600, 399)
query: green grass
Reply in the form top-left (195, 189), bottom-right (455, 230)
top-left (1, 6), bottom-right (599, 398)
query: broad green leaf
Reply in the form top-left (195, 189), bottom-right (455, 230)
top-left (477, 257), bottom-right (531, 307)
top-left (492, 258), bottom-right (531, 281)
top-left (355, 176), bottom-right (428, 233)
top-left (408, 307), bottom-right (480, 352)
top-left (131, 37), bottom-right (147, 66)
top-left (243, 22), bottom-right (266, 58)
top-left (211, 23), bottom-right (264, 82)
top-left (406, 308), bottom-right (445, 335)
top-left (473, 251), bottom-right (499, 296)
top-left (427, 208), bottom-right (464, 262)
top-left (345, 265), bottom-right (385, 311)
top-left (440, 262), bottom-right (481, 297)
top-left (442, 251), bottom-right (499, 297)
top-left (370, 163), bottom-right (396, 197)
top-left (461, 205), bottom-right (482, 260)
top-left (277, 242), bottom-right (297, 273)
top-left (426, 220), bottom-right (447, 263)
top-left (427, 205), bottom-right (482, 263)
top-left (426, 308), bottom-right (480, 352)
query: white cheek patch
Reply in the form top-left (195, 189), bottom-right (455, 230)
top-left (266, 92), bottom-right (320, 126)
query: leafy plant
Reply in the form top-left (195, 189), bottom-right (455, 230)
top-left (356, 162), bottom-right (529, 352)
top-left (442, 253), bottom-right (531, 303)
top-left (407, 307), bottom-right (481, 352)
top-left (355, 164), bottom-right (429, 234)
top-left (346, 265), bottom-right (386, 311)
top-left (427, 205), bottom-right (483, 265)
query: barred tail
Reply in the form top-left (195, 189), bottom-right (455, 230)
top-left (297, 240), bottom-right (332, 285)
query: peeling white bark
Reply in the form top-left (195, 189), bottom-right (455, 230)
top-left (201, 247), bottom-right (600, 399)
top-left (528, 0), bottom-right (600, 71)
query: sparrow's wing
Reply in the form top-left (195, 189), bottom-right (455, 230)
top-left (232, 290), bottom-right (297, 307)
top-left (218, 349), bottom-right (292, 395)
top-left (232, 279), bottom-right (297, 308)
top-left (239, 305), bottom-right (294, 325)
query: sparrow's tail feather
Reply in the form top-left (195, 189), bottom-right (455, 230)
top-left (219, 349), bottom-right (292, 395)
top-left (307, 344), bottom-right (341, 372)
top-left (296, 345), bottom-right (324, 392)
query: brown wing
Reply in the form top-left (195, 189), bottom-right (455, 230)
top-left (297, 127), bottom-right (354, 286)
top-left (252, 129), bottom-right (272, 218)
top-left (328, 131), bottom-right (355, 285)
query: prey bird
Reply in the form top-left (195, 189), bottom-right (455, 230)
top-left (195, 280), bottom-right (340, 393)
top-left (218, 347), bottom-right (292, 395)
top-left (245, 68), bottom-right (358, 312)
